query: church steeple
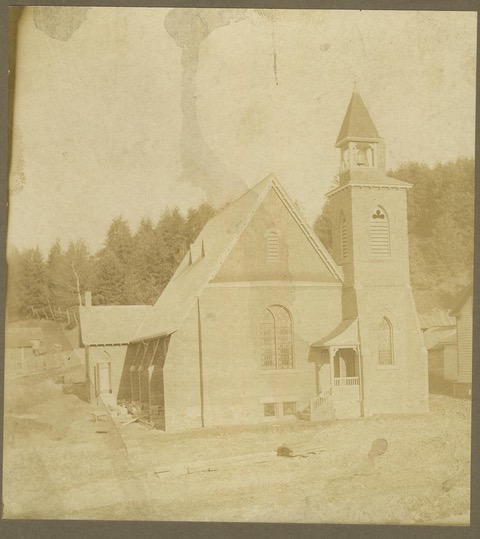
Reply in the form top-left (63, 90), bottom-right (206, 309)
top-left (336, 86), bottom-right (385, 184)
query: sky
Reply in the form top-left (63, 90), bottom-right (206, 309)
top-left (8, 7), bottom-right (477, 255)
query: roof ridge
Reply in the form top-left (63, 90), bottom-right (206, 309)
top-left (205, 174), bottom-right (275, 228)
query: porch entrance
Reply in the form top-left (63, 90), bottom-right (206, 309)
top-left (331, 347), bottom-right (361, 419)
top-left (333, 348), bottom-right (358, 380)
top-left (310, 319), bottom-right (363, 420)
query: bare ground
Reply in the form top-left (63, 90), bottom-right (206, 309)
top-left (2, 364), bottom-right (471, 524)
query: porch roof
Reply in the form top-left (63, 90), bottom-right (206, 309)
top-left (311, 319), bottom-right (359, 348)
top-left (423, 327), bottom-right (456, 350)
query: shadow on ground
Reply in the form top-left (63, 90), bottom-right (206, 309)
top-left (62, 381), bottom-right (89, 402)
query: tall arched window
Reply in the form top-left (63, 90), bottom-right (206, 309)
top-left (378, 317), bottom-right (394, 365)
top-left (261, 306), bottom-right (293, 370)
top-left (266, 230), bottom-right (279, 261)
top-left (370, 207), bottom-right (390, 257)
top-left (261, 309), bottom-right (276, 369)
top-left (340, 211), bottom-right (348, 263)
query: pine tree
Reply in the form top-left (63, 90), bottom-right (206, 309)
top-left (65, 240), bottom-right (94, 307)
top-left (17, 247), bottom-right (48, 315)
top-left (129, 218), bottom-right (158, 304)
top-left (46, 240), bottom-right (69, 309)
top-left (92, 249), bottom-right (126, 305)
top-left (155, 208), bottom-right (189, 291)
top-left (5, 244), bottom-right (22, 319)
top-left (313, 198), bottom-right (334, 255)
top-left (185, 202), bottom-right (216, 246)
top-left (104, 217), bottom-right (133, 265)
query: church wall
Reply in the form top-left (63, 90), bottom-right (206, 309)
top-left (350, 187), bottom-right (411, 287)
top-left (213, 189), bottom-right (339, 284)
top-left (162, 305), bottom-right (203, 432)
top-left (192, 283), bottom-right (343, 427)
top-left (330, 180), bottom-right (428, 416)
top-left (356, 286), bottom-right (428, 415)
top-left (331, 186), bottom-right (411, 288)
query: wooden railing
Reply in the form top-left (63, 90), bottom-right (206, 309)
top-left (310, 388), bottom-right (332, 417)
top-left (333, 376), bottom-right (359, 387)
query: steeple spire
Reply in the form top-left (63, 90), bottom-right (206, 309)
top-left (336, 86), bottom-right (381, 147)
top-left (334, 87), bottom-right (387, 183)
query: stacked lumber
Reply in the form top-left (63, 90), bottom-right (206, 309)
top-left (154, 451), bottom-right (277, 477)
top-left (277, 441), bottom-right (325, 458)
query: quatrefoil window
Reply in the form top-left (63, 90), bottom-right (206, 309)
top-left (370, 207), bottom-right (390, 257)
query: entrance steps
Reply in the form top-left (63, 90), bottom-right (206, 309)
top-left (297, 390), bottom-right (334, 421)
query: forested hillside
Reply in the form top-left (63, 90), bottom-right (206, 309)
top-left (6, 203), bottom-right (215, 320)
top-left (6, 157), bottom-right (474, 320)
top-left (313, 157), bottom-right (474, 312)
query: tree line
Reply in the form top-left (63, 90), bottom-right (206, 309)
top-left (6, 156), bottom-right (474, 321)
top-left (6, 203), bottom-right (215, 320)
top-left (313, 156), bottom-right (474, 312)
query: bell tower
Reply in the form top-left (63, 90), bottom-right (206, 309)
top-left (327, 86), bottom-right (428, 416)
top-left (336, 83), bottom-right (386, 185)
top-left (329, 85), bottom-right (412, 290)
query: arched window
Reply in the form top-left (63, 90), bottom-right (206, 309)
top-left (370, 207), bottom-right (390, 257)
top-left (261, 309), bottom-right (276, 369)
top-left (266, 230), bottom-right (279, 261)
top-left (340, 211), bottom-right (348, 263)
top-left (378, 317), bottom-right (394, 365)
top-left (261, 306), bottom-right (293, 370)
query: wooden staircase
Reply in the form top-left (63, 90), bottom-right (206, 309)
top-left (297, 389), bottom-right (334, 421)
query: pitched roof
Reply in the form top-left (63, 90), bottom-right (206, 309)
top-left (423, 327), bottom-right (457, 350)
top-left (79, 305), bottom-right (151, 346)
top-left (450, 282), bottom-right (473, 317)
top-left (132, 174), bottom-right (343, 342)
top-left (418, 310), bottom-right (456, 330)
top-left (5, 327), bottom-right (43, 348)
top-left (336, 87), bottom-right (381, 146)
top-left (311, 319), bottom-right (359, 348)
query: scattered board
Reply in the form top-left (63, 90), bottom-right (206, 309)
top-left (154, 451), bottom-right (277, 477)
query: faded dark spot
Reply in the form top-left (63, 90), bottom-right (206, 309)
top-left (33, 6), bottom-right (89, 42)
top-left (368, 438), bottom-right (388, 460)
top-left (165, 8), bottom-right (248, 206)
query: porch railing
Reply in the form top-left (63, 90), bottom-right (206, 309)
top-left (333, 376), bottom-right (359, 387)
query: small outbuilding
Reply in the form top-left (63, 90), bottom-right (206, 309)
top-left (4, 327), bottom-right (45, 376)
top-left (423, 325), bottom-right (457, 394)
top-left (450, 283), bottom-right (473, 397)
top-left (79, 293), bottom-right (150, 404)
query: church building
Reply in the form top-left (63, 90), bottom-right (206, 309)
top-left (117, 88), bottom-right (429, 431)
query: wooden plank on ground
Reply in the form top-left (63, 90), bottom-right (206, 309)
top-left (154, 451), bottom-right (277, 477)
top-left (120, 416), bottom-right (140, 428)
